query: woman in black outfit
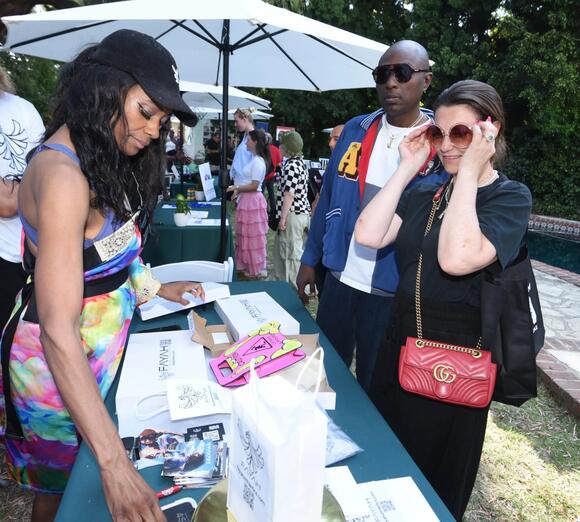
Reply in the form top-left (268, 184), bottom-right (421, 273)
top-left (355, 80), bottom-right (531, 519)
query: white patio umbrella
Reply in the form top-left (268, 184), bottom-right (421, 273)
top-left (2, 0), bottom-right (388, 259)
top-left (194, 107), bottom-right (272, 120)
top-left (180, 81), bottom-right (270, 111)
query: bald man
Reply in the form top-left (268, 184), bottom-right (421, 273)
top-left (297, 40), bottom-right (446, 392)
top-left (328, 124), bottom-right (344, 151)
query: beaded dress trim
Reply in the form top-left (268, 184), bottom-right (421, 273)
top-left (93, 213), bottom-right (139, 263)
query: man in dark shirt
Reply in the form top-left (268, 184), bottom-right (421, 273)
top-left (205, 131), bottom-right (221, 166)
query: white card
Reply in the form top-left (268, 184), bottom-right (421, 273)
top-left (166, 379), bottom-right (232, 421)
top-left (199, 162), bottom-right (217, 201)
top-left (212, 332), bottom-right (230, 344)
top-left (354, 477), bottom-right (439, 522)
top-left (324, 467), bottom-right (368, 521)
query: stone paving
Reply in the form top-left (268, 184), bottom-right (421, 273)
top-left (532, 260), bottom-right (580, 417)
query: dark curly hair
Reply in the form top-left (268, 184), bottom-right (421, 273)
top-left (43, 44), bottom-right (167, 226)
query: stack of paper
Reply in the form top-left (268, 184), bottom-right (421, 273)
top-left (139, 282), bottom-right (230, 321)
top-left (324, 467), bottom-right (439, 522)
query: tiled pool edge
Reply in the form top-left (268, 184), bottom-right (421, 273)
top-left (529, 214), bottom-right (580, 240)
top-left (537, 341), bottom-right (580, 418)
top-left (532, 261), bottom-right (580, 418)
top-left (531, 260), bottom-right (580, 287)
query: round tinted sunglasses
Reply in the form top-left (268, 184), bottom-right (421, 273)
top-left (372, 63), bottom-right (430, 84)
top-left (426, 123), bottom-right (474, 149)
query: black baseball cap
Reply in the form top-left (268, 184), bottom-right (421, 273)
top-left (91, 29), bottom-right (197, 126)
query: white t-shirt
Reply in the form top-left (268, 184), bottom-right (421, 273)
top-left (338, 114), bottom-right (429, 294)
top-left (238, 156), bottom-right (266, 192)
top-left (230, 134), bottom-right (254, 185)
top-left (0, 92), bottom-right (45, 263)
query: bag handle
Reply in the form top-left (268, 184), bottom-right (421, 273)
top-left (295, 347), bottom-right (325, 397)
top-left (414, 180), bottom-right (482, 349)
top-left (134, 392), bottom-right (169, 420)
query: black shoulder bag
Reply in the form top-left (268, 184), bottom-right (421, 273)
top-left (480, 242), bottom-right (545, 406)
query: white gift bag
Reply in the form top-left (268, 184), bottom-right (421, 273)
top-left (227, 348), bottom-right (328, 522)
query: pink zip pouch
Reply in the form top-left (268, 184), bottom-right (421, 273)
top-left (209, 321), bottom-right (305, 387)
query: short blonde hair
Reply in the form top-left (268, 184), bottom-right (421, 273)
top-left (0, 66), bottom-right (15, 94)
top-left (234, 107), bottom-right (255, 124)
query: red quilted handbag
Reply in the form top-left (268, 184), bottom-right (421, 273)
top-left (398, 181), bottom-right (497, 408)
top-left (399, 337), bottom-right (496, 408)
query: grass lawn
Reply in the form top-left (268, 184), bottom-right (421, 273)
top-left (1, 226), bottom-right (578, 521)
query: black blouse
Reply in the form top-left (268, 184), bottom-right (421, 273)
top-left (395, 173), bottom-right (532, 307)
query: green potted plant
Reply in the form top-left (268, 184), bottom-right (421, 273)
top-left (174, 193), bottom-right (190, 227)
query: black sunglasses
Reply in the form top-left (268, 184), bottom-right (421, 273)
top-left (372, 63), bottom-right (430, 84)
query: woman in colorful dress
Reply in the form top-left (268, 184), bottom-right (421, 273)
top-left (0, 30), bottom-right (203, 522)
top-left (355, 80), bottom-right (531, 519)
top-left (273, 131), bottom-right (311, 289)
top-left (227, 129), bottom-right (270, 277)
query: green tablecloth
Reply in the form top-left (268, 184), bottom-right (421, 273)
top-left (55, 281), bottom-right (453, 522)
top-left (141, 203), bottom-right (233, 266)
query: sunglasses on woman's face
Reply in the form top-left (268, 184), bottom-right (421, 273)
top-left (426, 123), bottom-right (474, 149)
top-left (372, 63), bottom-right (430, 84)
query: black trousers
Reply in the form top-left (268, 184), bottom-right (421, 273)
top-left (0, 257), bottom-right (26, 334)
top-left (370, 293), bottom-right (490, 521)
top-left (263, 178), bottom-right (276, 216)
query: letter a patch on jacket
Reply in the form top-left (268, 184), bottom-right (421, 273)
top-left (338, 142), bottom-right (361, 181)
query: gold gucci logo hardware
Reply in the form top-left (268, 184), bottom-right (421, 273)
top-left (433, 364), bottom-right (457, 383)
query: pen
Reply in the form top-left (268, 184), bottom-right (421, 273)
top-left (156, 485), bottom-right (183, 499)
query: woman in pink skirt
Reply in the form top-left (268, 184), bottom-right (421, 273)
top-left (227, 129), bottom-right (270, 277)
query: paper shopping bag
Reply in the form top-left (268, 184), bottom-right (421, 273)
top-left (227, 349), bottom-right (328, 522)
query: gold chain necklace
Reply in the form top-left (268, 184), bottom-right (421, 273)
top-left (386, 112), bottom-right (426, 148)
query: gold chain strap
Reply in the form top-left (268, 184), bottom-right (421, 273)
top-left (414, 182), bottom-right (482, 353)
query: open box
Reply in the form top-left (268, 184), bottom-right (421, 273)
top-left (188, 311), bottom-right (336, 410)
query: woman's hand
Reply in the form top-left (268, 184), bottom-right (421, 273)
top-left (458, 119), bottom-right (497, 181)
top-left (101, 459), bottom-right (166, 522)
top-left (226, 184), bottom-right (239, 200)
top-left (158, 281), bottom-right (205, 304)
top-left (397, 124), bottom-right (431, 180)
top-left (278, 216), bottom-right (287, 231)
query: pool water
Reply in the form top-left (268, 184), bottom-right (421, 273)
top-left (528, 231), bottom-right (580, 274)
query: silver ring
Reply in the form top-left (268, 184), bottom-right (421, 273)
top-left (485, 133), bottom-right (495, 142)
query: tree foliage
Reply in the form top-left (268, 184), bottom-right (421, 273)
top-left (1, 0), bottom-right (577, 217)
top-left (478, 0), bottom-right (580, 218)
top-left (0, 52), bottom-right (60, 121)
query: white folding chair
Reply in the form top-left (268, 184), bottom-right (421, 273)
top-left (319, 158), bottom-right (329, 169)
top-left (151, 260), bottom-right (230, 283)
top-left (225, 256), bottom-right (234, 283)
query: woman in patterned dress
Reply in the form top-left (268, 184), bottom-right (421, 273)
top-left (0, 30), bottom-right (203, 521)
top-left (273, 131), bottom-right (311, 289)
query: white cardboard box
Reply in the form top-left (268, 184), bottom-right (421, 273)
top-left (214, 291), bottom-right (300, 340)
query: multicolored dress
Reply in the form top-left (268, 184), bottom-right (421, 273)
top-left (0, 144), bottom-right (159, 493)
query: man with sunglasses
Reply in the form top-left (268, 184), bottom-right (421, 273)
top-left (296, 40), bottom-right (447, 392)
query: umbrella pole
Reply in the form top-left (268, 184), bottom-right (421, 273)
top-left (178, 122), bottom-right (184, 196)
top-left (219, 20), bottom-right (230, 262)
